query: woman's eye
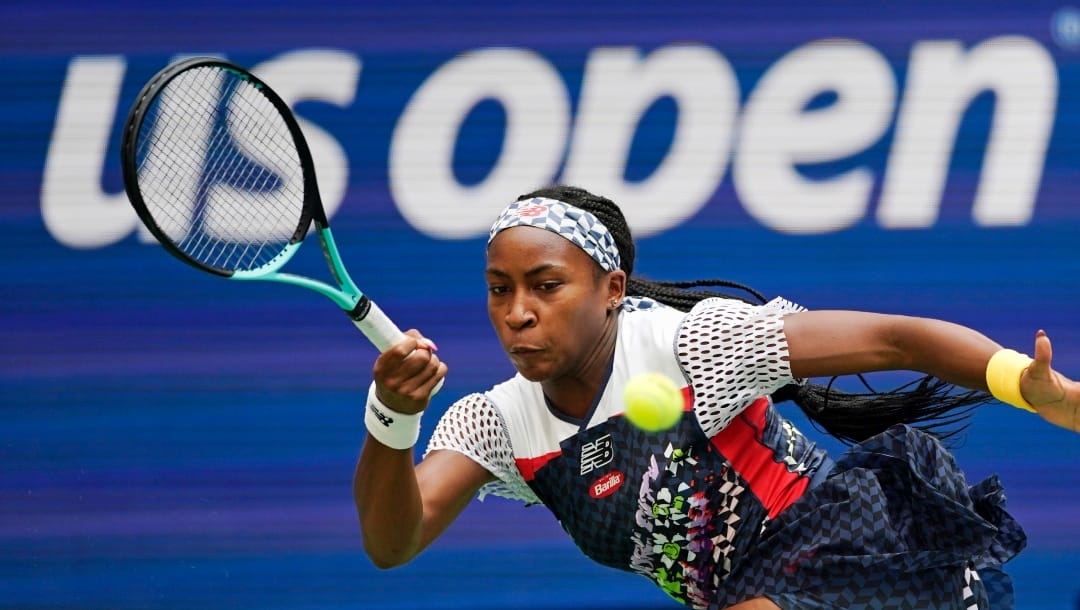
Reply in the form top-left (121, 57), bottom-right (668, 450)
top-left (487, 285), bottom-right (508, 295)
top-left (537, 281), bottom-right (561, 291)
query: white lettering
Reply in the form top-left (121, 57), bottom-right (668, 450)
top-left (561, 45), bottom-right (739, 237)
top-left (592, 471), bottom-right (623, 497)
top-left (878, 36), bottom-right (1056, 227)
top-left (135, 65), bottom-right (217, 242)
top-left (42, 51), bottom-right (360, 248)
top-left (42, 56), bottom-right (135, 248)
top-left (251, 50), bottom-right (361, 223)
top-left (390, 48), bottom-right (570, 238)
top-left (43, 37), bottom-right (1060, 249)
top-left (735, 39), bottom-right (896, 234)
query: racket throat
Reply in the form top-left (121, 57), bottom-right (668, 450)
top-left (347, 294), bottom-right (373, 323)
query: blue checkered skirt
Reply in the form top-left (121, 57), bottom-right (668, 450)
top-left (714, 425), bottom-right (1026, 609)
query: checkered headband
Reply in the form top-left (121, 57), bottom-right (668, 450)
top-left (487, 197), bottom-right (622, 273)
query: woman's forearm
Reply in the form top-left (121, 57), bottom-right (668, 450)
top-left (785, 311), bottom-right (1002, 390)
top-left (353, 439), bottom-right (425, 569)
top-left (886, 316), bottom-right (1002, 391)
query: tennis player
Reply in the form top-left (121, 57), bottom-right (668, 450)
top-left (355, 185), bottom-right (1078, 609)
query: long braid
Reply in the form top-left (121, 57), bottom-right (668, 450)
top-left (518, 185), bottom-right (992, 445)
top-left (627, 278), bottom-right (766, 309)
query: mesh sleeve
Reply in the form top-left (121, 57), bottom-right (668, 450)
top-left (677, 297), bottom-right (805, 437)
top-left (424, 393), bottom-right (541, 505)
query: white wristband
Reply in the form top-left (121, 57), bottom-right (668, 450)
top-left (364, 382), bottom-right (423, 450)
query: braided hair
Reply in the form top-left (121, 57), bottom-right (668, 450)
top-left (517, 184), bottom-right (992, 444)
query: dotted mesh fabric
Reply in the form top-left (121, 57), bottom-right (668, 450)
top-left (425, 393), bottom-right (539, 504)
top-left (679, 297), bottom-right (804, 437)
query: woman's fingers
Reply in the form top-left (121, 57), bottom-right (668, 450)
top-left (1032, 329), bottom-right (1053, 373)
top-left (373, 331), bottom-right (444, 410)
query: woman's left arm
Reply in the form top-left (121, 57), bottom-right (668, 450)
top-left (782, 311), bottom-right (1079, 432)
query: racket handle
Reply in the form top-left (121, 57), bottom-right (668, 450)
top-left (349, 296), bottom-right (406, 352)
top-left (350, 296), bottom-right (444, 395)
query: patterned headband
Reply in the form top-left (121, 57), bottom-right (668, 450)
top-left (487, 197), bottom-right (622, 273)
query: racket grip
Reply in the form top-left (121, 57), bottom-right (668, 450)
top-left (350, 296), bottom-right (444, 396)
top-left (349, 296), bottom-right (406, 353)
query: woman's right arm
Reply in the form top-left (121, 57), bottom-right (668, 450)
top-left (354, 443), bottom-right (494, 568)
top-left (353, 331), bottom-right (495, 568)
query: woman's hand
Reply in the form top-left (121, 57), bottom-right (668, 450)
top-left (1022, 330), bottom-right (1080, 433)
top-left (371, 330), bottom-right (446, 415)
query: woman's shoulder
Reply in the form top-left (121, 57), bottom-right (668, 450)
top-left (689, 295), bottom-right (806, 316)
top-left (484, 374), bottom-right (543, 410)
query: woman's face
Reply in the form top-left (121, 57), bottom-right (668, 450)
top-left (486, 226), bottom-right (620, 383)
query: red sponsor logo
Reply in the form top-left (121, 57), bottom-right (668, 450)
top-left (515, 204), bottom-right (548, 217)
top-left (589, 470), bottom-right (625, 499)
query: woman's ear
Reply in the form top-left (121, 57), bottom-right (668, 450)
top-left (606, 270), bottom-right (627, 305)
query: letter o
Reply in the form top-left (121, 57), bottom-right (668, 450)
top-left (390, 49), bottom-right (570, 239)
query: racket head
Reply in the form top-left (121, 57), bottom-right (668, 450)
top-left (121, 57), bottom-right (328, 278)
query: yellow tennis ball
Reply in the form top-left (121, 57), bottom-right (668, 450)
top-left (623, 372), bottom-right (684, 432)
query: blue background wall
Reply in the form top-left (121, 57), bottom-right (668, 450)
top-left (2, 1), bottom-right (1079, 608)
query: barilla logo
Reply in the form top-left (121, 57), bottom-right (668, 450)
top-left (590, 470), bottom-right (625, 499)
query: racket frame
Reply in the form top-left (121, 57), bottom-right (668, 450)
top-left (121, 57), bottom-right (405, 352)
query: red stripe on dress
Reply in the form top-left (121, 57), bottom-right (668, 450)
top-left (710, 397), bottom-right (808, 519)
top-left (515, 450), bottom-right (563, 482)
top-left (681, 386), bottom-right (693, 410)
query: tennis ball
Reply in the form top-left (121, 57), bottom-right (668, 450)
top-left (623, 372), bottom-right (684, 432)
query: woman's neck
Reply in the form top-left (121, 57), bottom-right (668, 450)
top-left (541, 312), bottom-right (620, 420)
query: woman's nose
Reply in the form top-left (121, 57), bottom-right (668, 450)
top-left (505, 295), bottom-right (537, 330)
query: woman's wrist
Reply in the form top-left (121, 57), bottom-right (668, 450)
top-left (985, 349), bottom-right (1037, 413)
top-left (364, 382), bottom-right (423, 449)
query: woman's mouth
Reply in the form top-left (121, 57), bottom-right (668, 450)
top-left (509, 345), bottom-right (544, 357)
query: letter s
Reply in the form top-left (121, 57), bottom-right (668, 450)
top-left (251, 49), bottom-right (360, 221)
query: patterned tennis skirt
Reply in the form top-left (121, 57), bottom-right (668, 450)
top-left (713, 425), bottom-right (1027, 610)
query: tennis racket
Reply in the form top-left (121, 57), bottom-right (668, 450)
top-left (120, 57), bottom-right (408, 354)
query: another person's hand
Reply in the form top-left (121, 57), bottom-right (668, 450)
top-left (1022, 330), bottom-right (1080, 433)
top-left (372, 330), bottom-right (446, 415)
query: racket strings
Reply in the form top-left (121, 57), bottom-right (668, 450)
top-left (135, 65), bottom-right (307, 273)
top-left (175, 80), bottom-right (244, 269)
top-left (201, 72), bottom-right (303, 269)
top-left (142, 70), bottom-right (226, 260)
top-left (221, 89), bottom-right (304, 268)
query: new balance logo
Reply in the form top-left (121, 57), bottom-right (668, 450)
top-left (369, 404), bottom-right (394, 427)
top-left (580, 434), bottom-right (614, 475)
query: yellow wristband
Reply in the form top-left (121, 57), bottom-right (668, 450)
top-left (985, 349), bottom-right (1037, 413)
